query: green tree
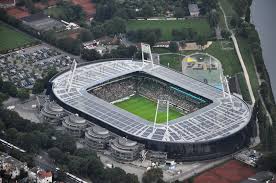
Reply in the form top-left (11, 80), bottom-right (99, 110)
top-left (1, 81), bottom-right (17, 97)
top-left (142, 168), bottom-right (163, 183)
top-left (142, 4), bottom-right (154, 18)
top-left (81, 49), bottom-right (101, 61)
top-left (48, 147), bottom-right (65, 163)
top-left (104, 17), bottom-right (126, 35)
top-left (221, 30), bottom-right (231, 39)
top-left (17, 88), bottom-right (30, 101)
top-left (32, 79), bottom-right (45, 94)
top-left (208, 9), bottom-right (219, 27)
top-left (169, 41), bottom-right (179, 52)
top-left (174, 7), bottom-right (185, 18)
top-left (79, 29), bottom-right (94, 42)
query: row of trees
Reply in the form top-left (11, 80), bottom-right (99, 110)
top-left (81, 45), bottom-right (138, 61)
top-left (90, 17), bottom-right (127, 38)
top-left (127, 29), bottom-right (162, 46)
top-left (49, 1), bottom-right (86, 22)
top-left (94, 0), bottom-right (219, 21)
top-left (232, 0), bottom-right (276, 173)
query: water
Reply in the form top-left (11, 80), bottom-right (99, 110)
top-left (251, 0), bottom-right (276, 99)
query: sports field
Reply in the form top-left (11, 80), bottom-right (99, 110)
top-left (0, 24), bottom-right (34, 53)
top-left (127, 19), bottom-right (212, 41)
top-left (115, 95), bottom-right (183, 124)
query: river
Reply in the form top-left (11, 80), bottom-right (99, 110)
top-left (251, 0), bottom-right (276, 99)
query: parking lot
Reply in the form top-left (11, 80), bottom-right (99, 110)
top-left (0, 44), bottom-right (77, 88)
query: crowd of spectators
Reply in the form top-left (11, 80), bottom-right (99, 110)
top-left (90, 76), bottom-right (207, 113)
top-left (91, 78), bottom-right (136, 102)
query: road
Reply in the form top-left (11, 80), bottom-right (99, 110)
top-left (219, 3), bottom-right (256, 105)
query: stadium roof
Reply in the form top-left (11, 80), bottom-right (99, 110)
top-left (51, 59), bottom-right (252, 143)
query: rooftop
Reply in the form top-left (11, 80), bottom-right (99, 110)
top-left (51, 59), bottom-right (251, 143)
top-left (188, 4), bottom-right (199, 13)
top-left (37, 170), bottom-right (52, 179)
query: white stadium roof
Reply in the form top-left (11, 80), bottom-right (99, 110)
top-left (51, 59), bottom-right (251, 143)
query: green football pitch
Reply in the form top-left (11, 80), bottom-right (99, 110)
top-left (0, 24), bottom-right (34, 52)
top-left (114, 95), bottom-right (183, 124)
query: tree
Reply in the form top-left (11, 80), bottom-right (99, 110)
top-left (81, 49), bottom-right (101, 61)
top-left (196, 35), bottom-right (208, 48)
top-left (221, 30), bottom-right (231, 39)
top-left (0, 92), bottom-right (8, 104)
top-left (17, 89), bottom-right (30, 101)
top-left (142, 4), bottom-right (154, 18)
top-left (169, 41), bottom-right (179, 52)
top-left (79, 29), bottom-right (94, 42)
top-left (174, 7), bottom-right (185, 18)
top-left (230, 17), bottom-right (238, 28)
top-left (142, 168), bottom-right (163, 183)
top-left (48, 147), bottom-right (65, 163)
top-left (32, 79), bottom-right (45, 94)
top-left (104, 17), bottom-right (126, 35)
top-left (1, 81), bottom-right (17, 97)
top-left (233, 0), bottom-right (248, 17)
top-left (208, 9), bottom-right (219, 27)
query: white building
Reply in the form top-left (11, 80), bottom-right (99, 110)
top-left (0, 154), bottom-right (28, 180)
top-left (188, 4), bottom-right (200, 17)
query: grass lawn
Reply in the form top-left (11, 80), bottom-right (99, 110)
top-left (237, 38), bottom-right (260, 97)
top-left (218, 0), bottom-right (237, 18)
top-left (204, 41), bottom-right (242, 76)
top-left (127, 19), bottom-right (212, 41)
top-left (159, 54), bottom-right (183, 72)
top-left (237, 73), bottom-right (252, 103)
top-left (0, 24), bottom-right (34, 52)
top-left (45, 6), bottom-right (65, 19)
top-left (115, 95), bottom-right (183, 124)
top-left (154, 41), bottom-right (242, 76)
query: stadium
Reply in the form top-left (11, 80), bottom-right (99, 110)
top-left (48, 46), bottom-right (254, 161)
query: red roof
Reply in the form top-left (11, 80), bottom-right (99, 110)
top-left (37, 171), bottom-right (52, 179)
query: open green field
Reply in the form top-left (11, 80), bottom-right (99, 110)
top-left (115, 95), bottom-right (183, 124)
top-left (237, 38), bottom-right (260, 97)
top-left (154, 41), bottom-right (242, 76)
top-left (45, 6), bottom-right (65, 19)
top-left (127, 19), bottom-right (212, 41)
top-left (159, 54), bottom-right (183, 72)
top-left (204, 41), bottom-right (242, 76)
top-left (0, 24), bottom-right (34, 52)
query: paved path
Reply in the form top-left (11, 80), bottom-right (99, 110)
top-left (219, 3), bottom-right (256, 105)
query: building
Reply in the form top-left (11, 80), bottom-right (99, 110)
top-left (85, 126), bottom-right (110, 150)
top-left (0, 0), bottom-right (15, 9)
top-left (153, 41), bottom-right (171, 48)
top-left (110, 137), bottom-right (141, 161)
top-left (21, 13), bottom-right (66, 32)
top-left (62, 114), bottom-right (87, 137)
top-left (37, 170), bottom-right (52, 183)
top-left (188, 4), bottom-right (200, 17)
top-left (82, 36), bottom-right (119, 55)
top-left (40, 101), bottom-right (66, 124)
top-left (49, 59), bottom-right (253, 161)
top-left (0, 154), bottom-right (28, 180)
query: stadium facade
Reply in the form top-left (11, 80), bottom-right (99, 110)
top-left (48, 59), bottom-right (254, 161)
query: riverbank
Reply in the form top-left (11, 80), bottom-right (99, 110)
top-left (251, 0), bottom-right (276, 99)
